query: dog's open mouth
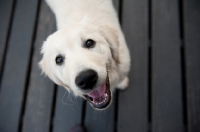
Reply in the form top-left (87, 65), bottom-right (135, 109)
top-left (84, 75), bottom-right (111, 109)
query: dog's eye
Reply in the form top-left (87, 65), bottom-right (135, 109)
top-left (55, 55), bottom-right (64, 65)
top-left (85, 39), bottom-right (95, 48)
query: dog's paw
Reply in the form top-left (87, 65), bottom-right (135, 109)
top-left (117, 76), bottom-right (129, 90)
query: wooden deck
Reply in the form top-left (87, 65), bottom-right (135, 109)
top-left (0, 0), bottom-right (200, 132)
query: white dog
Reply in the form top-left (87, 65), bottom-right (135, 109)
top-left (39, 0), bottom-right (130, 109)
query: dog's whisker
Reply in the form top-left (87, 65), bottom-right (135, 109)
top-left (68, 92), bottom-right (74, 103)
top-left (62, 90), bottom-right (68, 105)
top-left (62, 90), bottom-right (74, 105)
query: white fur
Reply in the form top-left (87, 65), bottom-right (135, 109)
top-left (39, 0), bottom-right (130, 100)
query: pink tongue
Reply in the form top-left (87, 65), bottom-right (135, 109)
top-left (87, 84), bottom-right (106, 98)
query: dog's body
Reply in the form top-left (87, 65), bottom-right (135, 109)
top-left (40, 0), bottom-right (130, 109)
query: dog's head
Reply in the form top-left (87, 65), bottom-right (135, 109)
top-left (39, 24), bottom-right (120, 109)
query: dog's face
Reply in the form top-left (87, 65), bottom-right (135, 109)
top-left (39, 25), bottom-right (119, 109)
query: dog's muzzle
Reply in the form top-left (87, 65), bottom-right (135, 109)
top-left (75, 69), bottom-right (111, 109)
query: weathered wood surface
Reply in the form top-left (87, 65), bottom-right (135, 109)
top-left (22, 1), bottom-right (56, 132)
top-left (118, 0), bottom-right (148, 132)
top-left (183, 0), bottom-right (200, 131)
top-left (152, 0), bottom-right (184, 131)
top-left (53, 86), bottom-right (84, 132)
top-left (0, 0), bottom-right (199, 132)
top-left (0, 0), bottom-right (39, 131)
top-left (0, 0), bottom-right (14, 79)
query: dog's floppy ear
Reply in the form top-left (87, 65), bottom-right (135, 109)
top-left (100, 26), bottom-right (120, 64)
top-left (39, 56), bottom-right (60, 85)
top-left (39, 57), bottom-right (48, 76)
top-left (39, 42), bottom-right (60, 85)
top-left (39, 41), bottom-right (50, 77)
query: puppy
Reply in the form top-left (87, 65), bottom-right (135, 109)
top-left (39, 0), bottom-right (130, 110)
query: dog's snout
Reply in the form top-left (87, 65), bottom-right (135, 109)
top-left (75, 69), bottom-right (98, 90)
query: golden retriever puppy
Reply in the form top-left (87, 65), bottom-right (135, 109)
top-left (39, 0), bottom-right (130, 110)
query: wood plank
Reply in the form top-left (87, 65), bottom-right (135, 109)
top-left (53, 86), bottom-right (83, 132)
top-left (22, 1), bottom-right (56, 132)
top-left (0, 0), bottom-right (39, 131)
top-left (117, 0), bottom-right (148, 132)
top-left (85, 102), bottom-right (115, 132)
top-left (0, 0), bottom-right (14, 81)
top-left (84, 1), bottom-right (119, 132)
top-left (152, 0), bottom-right (184, 131)
top-left (183, 0), bottom-right (200, 131)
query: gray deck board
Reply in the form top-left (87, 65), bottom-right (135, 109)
top-left (152, 0), bottom-right (184, 131)
top-left (0, 0), bottom-right (14, 81)
top-left (0, 0), bottom-right (39, 131)
top-left (117, 0), bottom-right (149, 131)
top-left (53, 86), bottom-right (83, 132)
top-left (183, 0), bottom-right (200, 131)
top-left (85, 102), bottom-right (115, 132)
top-left (22, 1), bottom-right (56, 132)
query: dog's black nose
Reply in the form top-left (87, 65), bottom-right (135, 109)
top-left (75, 69), bottom-right (98, 90)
